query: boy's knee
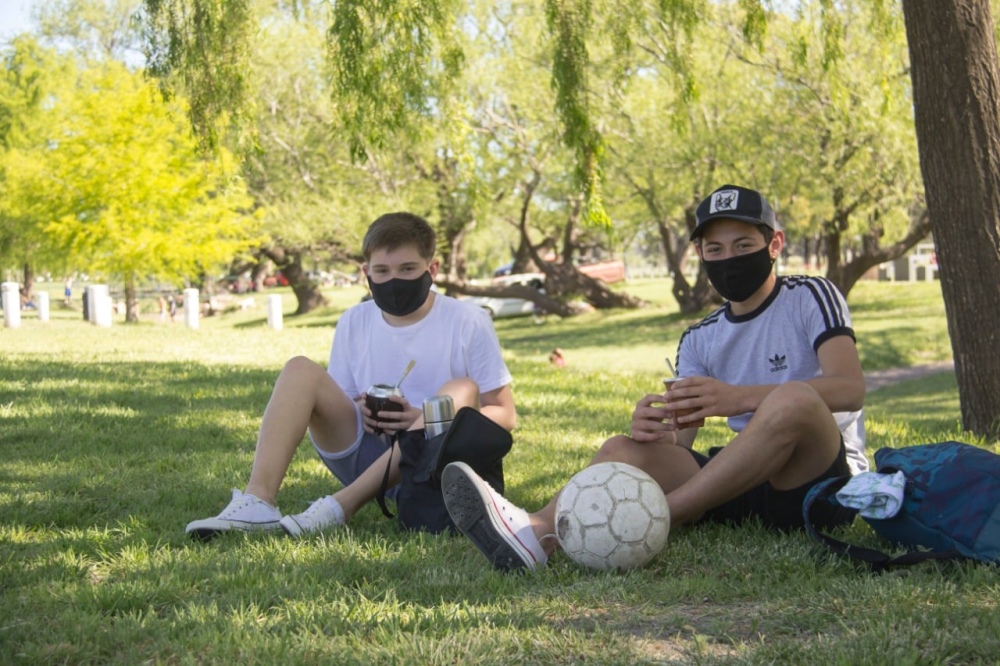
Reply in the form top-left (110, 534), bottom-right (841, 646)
top-left (281, 356), bottom-right (326, 384)
top-left (594, 435), bottom-right (640, 465)
top-left (438, 377), bottom-right (480, 408)
top-left (284, 355), bottom-right (317, 372)
top-left (758, 382), bottom-right (826, 424)
top-left (752, 382), bottom-right (838, 451)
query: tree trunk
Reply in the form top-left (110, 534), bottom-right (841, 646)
top-left (826, 212), bottom-right (932, 298)
top-left (260, 245), bottom-right (329, 315)
top-left (283, 261), bottom-right (327, 315)
top-left (902, 0), bottom-right (1000, 438)
top-left (21, 263), bottom-right (35, 303)
top-left (125, 273), bottom-right (140, 323)
top-left (541, 262), bottom-right (646, 309)
top-left (435, 277), bottom-right (582, 317)
top-left (657, 214), bottom-right (717, 315)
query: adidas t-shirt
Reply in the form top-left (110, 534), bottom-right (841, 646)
top-left (676, 275), bottom-right (868, 474)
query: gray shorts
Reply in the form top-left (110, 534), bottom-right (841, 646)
top-left (311, 402), bottom-right (399, 500)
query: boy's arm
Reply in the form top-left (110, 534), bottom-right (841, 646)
top-left (668, 336), bottom-right (865, 421)
top-left (723, 335), bottom-right (865, 414)
top-left (809, 335), bottom-right (866, 412)
top-left (479, 384), bottom-right (517, 432)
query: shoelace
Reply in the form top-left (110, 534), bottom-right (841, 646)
top-left (221, 496), bottom-right (255, 517)
top-left (297, 498), bottom-right (332, 523)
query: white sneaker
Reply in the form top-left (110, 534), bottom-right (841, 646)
top-left (441, 461), bottom-right (547, 572)
top-left (186, 489), bottom-right (283, 541)
top-left (279, 495), bottom-right (345, 537)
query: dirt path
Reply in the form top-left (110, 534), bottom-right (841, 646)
top-left (865, 360), bottom-right (955, 392)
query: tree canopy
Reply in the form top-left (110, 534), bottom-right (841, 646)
top-left (130, 0), bottom-right (997, 437)
top-left (0, 42), bottom-right (260, 319)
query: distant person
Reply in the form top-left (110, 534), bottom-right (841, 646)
top-left (63, 277), bottom-right (73, 306)
top-left (158, 296), bottom-right (167, 322)
top-left (167, 294), bottom-right (177, 322)
top-left (441, 184), bottom-right (868, 571)
top-left (185, 212), bottom-right (516, 540)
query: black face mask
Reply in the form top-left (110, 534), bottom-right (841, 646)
top-left (703, 246), bottom-right (775, 303)
top-left (367, 271), bottom-right (433, 317)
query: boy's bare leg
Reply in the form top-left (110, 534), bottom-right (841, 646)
top-left (330, 377), bottom-right (482, 520)
top-left (664, 382), bottom-right (841, 526)
top-left (244, 356), bottom-right (359, 505)
top-left (525, 436), bottom-right (701, 555)
top-left (526, 381), bottom-right (841, 549)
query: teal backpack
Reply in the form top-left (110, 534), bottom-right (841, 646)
top-left (804, 441), bottom-right (1000, 571)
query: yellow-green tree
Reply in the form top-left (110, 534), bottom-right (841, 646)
top-left (0, 37), bottom-right (75, 296)
top-left (1, 59), bottom-right (261, 321)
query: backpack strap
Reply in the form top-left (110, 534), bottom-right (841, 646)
top-left (803, 476), bottom-right (964, 571)
top-left (375, 433), bottom-right (399, 519)
top-left (803, 476), bottom-right (894, 571)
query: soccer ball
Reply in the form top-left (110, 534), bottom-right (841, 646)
top-left (555, 462), bottom-right (670, 571)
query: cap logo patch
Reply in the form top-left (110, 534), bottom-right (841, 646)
top-left (709, 190), bottom-right (739, 213)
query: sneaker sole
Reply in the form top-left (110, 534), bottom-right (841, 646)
top-left (441, 462), bottom-right (538, 572)
top-left (185, 518), bottom-right (283, 542)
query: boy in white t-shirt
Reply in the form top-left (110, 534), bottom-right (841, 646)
top-left (441, 184), bottom-right (867, 571)
top-left (186, 212), bottom-right (515, 540)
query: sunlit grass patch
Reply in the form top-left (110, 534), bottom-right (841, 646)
top-left (4, 279), bottom-right (993, 665)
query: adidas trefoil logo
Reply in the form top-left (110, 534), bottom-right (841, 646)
top-left (768, 353), bottom-right (788, 373)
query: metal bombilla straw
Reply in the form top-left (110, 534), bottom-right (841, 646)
top-left (394, 359), bottom-right (416, 390)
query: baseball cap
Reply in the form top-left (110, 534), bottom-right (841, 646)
top-left (690, 184), bottom-right (779, 241)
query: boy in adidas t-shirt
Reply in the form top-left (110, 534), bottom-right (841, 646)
top-left (442, 184), bottom-right (867, 572)
top-left (186, 212), bottom-right (515, 540)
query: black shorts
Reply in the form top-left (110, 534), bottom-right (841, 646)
top-left (687, 438), bottom-right (854, 532)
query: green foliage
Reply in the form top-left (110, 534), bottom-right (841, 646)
top-left (0, 59), bottom-right (261, 285)
top-left (0, 37), bottom-right (61, 150)
top-left (245, 2), bottom-right (383, 259)
top-left (739, 0), bottom-right (767, 47)
top-left (144, 0), bottom-right (256, 150)
top-left (1, 41), bottom-right (77, 271)
top-left (328, 0), bottom-right (465, 161)
top-left (545, 0), bottom-right (622, 228)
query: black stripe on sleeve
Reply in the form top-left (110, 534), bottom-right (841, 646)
top-left (785, 275), bottom-right (847, 332)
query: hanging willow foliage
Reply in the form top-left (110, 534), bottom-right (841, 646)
top-left (138, 0), bottom-right (782, 224)
top-left (327, 0), bottom-right (464, 161)
top-left (143, 0), bottom-right (256, 151)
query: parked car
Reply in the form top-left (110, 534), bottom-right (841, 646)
top-left (262, 271), bottom-right (289, 287)
top-left (464, 273), bottom-right (545, 319)
top-left (577, 259), bottom-right (626, 283)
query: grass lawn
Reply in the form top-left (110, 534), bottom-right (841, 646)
top-left (2, 278), bottom-right (996, 664)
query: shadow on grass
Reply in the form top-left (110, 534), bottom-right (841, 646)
top-left (1, 357), bottom-right (284, 535)
top-left (865, 371), bottom-right (963, 437)
top-left (494, 309), bottom-right (708, 357)
top-left (856, 327), bottom-right (920, 370)
top-left (2, 352), bottom-right (966, 536)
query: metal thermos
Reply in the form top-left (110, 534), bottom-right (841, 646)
top-left (423, 396), bottom-right (455, 438)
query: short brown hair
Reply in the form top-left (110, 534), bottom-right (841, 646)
top-left (694, 222), bottom-right (775, 249)
top-left (362, 212), bottom-right (436, 262)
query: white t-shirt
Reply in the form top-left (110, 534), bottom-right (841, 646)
top-left (327, 293), bottom-right (512, 408)
top-left (676, 275), bottom-right (868, 474)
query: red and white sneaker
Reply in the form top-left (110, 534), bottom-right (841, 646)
top-left (441, 462), bottom-right (547, 572)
